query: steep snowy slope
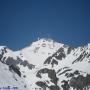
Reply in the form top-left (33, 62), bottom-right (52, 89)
top-left (0, 61), bottom-right (28, 90)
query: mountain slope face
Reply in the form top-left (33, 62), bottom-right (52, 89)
top-left (0, 38), bottom-right (90, 90)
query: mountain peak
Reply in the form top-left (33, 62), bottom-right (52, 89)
top-left (34, 38), bottom-right (55, 46)
top-left (30, 38), bottom-right (64, 49)
top-left (19, 38), bottom-right (64, 66)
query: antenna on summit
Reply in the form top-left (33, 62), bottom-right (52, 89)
top-left (38, 37), bottom-right (40, 41)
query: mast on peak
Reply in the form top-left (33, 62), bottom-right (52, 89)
top-left (37, 37), bottom-right (40, 41)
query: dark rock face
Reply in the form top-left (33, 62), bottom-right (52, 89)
top-left (36, 81), bottom-right (47, 90)
top-left (73, 51), bottom-right (89, 64)
top-left (19, 59), bottom-right (35, 69)
top-left (60, 73), bottom-right (90, 90)
top-left (67, 47), bottom-right (74, 54)
top-left (9, 65), bottom-right (21, 77)
top-left (51, 59), bottom-right (58, 67)
top-left (61, 80), bottom-right (70, 90)
top-left (6, 57), bottom-right (20, 65)
top-left (74, 70), bottom-right (80, 75)
top-left (58, 69), bottom-right (72, 76)
top-left (87, 53), bottom-right (90, 58)
top-left (44, 47), bottom-right (67, 67)
top-left (69, 76), bottom-right (84, 90)
top-left (36, 68), bottom-right (59, 90)
top-left (36, 68), bottom-right (58, 85)
top-left (69, 74), bottom-right (90, 90)
top-left (0, 47), bottom-right (7, 62)
top-left (52, 47), bottom-right (66, 60)
top-left (3, 57), bottom-right (35, 70)
top-left (49, 85), bottom-right (60, 90)
top-left (44, 57), bottom-right (52, 64)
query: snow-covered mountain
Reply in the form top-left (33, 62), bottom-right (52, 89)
top-left (0, 38), bottom-right (90, 90)
top-left (17, 38), bottom-right (63, 66)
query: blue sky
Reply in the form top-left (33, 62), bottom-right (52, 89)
top-left (0, 0), bottom-right (90, 50)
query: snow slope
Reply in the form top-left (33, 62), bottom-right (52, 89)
top-left (0, 61), bottom-right (28, 90)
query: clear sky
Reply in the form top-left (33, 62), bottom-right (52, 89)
top-left (0, 0), bottom-right (90, 50)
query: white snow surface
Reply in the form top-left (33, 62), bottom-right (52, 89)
top-left (0, 61), bottom-right (28, 90)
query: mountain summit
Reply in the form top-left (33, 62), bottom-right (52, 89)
top-left (19, 38), bottom-right (64, 66)
top-left (0, 38), bottom-right (90, 90)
